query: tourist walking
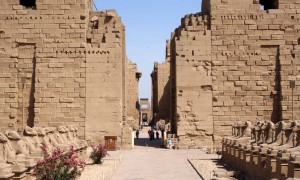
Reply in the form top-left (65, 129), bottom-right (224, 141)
top-left (136, 130), bottom-right (139, 140)
top-left (167, 138), bottom-right (172, 150)
top-left (156, 131), bottom-right (159, 140)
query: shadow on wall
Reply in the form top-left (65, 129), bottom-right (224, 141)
top-left (17, 43), bottom-right (36, 128)
top-left (157, 80), bottom-right (171, 125)
top-left (271, 46), bottom-right (282, 124)
top-left (27, 55), bottom-right (36, 128)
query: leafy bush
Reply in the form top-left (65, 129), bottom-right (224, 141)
top-left (90, 144), bottom-right (109, 164)
top-left (33, 146), bottom-right (85, 180)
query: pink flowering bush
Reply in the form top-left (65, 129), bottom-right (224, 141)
top-left (90, 144), bottom-right (109, 164)
top-left (33, 146), bottom-right (85, 180)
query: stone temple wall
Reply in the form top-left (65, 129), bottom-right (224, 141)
top-left (151, 41), bottom-right (171, 126)
top-left (0, 0), bottom-right (90, 136)
top-left (209, 0), bottom-right (300, 145)
top-left (121, 58), bottom-right (141, 149)
top-left (126, 59), bottom-right (141, 130)
top-left (151, 66), bottom-right (158, 120)
top-left (0, 0), bottom-right (139, 149)
top-left (157, 0), bottom-right (300, 148)
top-left (85, 9), bottom-right (126, 146)
top-left (169, 13), bottom-right (213, 148)
top-left (151, 62), bottom-right (170, 121)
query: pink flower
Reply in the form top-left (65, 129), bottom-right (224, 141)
top-left (71, 153), bottom-right (78, 159)
top-left (33, 146), bottom-right (84, 179)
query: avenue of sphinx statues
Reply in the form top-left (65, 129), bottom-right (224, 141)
top-left (222, 120), bottom-right (300, 179)
top-left (0, 126), bottom-right (88, 179)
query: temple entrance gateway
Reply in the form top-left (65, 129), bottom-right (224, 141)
top-left (142, 113), bottom-right (148, 125)
top-left (139, 98), bottom-right (151, 126)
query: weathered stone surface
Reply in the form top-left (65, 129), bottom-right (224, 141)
top-left (152, 0), bottom-right (300, 149)
top-left (151, 40), bottom-right (171, 128)
top-left (168, 12), bottom-right (213, 149)
top-left (126, 60), bottom-right (141, 130)
top-left (0, 1), bottom-right (140, 149)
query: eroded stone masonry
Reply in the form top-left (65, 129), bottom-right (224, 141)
top-left (152, 0), bottom-right (300, 148)
top-left (151, 40), bottom-right (171, 128)
top-left (0, 0), bottom-right (141, 149)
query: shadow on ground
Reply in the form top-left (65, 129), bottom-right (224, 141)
top-left (134, 138), bottom-right (163, 148)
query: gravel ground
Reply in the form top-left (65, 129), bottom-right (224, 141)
top-left (190, 159), bottom-right (217, 179)
top-left (188, 150), bottom-right (219, 179)
top-left (188, 150), bottom-right (236, 180)
top-left (79, 151), bottom-right (123, 180)
top-left (78, 161), bottom-right (115, 180)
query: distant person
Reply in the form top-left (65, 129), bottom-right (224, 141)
top-left (156, 131), bottom-right (159, 140)
top-left (148, 129), bottom-right (151, 139)
top-left (161, 129), bottom-right (165, 138)
top-left (136, 130), bottom-right (139, 140)
top-left (149, 129), bottom-right (152, 141)
top-left (167, 138), bottom-right (172, 150)
top-left (150, 130), bottom-right (155, 141)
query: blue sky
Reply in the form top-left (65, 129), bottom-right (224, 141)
top-left (95, 0), bottom-right (202, 99)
